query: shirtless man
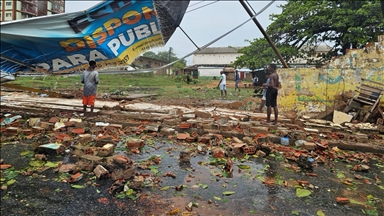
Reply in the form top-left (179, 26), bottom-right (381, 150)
top-left (265, 63), bottom-right (279, 124)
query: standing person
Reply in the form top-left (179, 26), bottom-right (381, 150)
top-left (265, 63), bottom-right (279, 124)
top-left (234, 70), bottom-right (241, 92)
top-left (252, 75), bottom-right (259, 89)
top-left (255, 72), bottom-right (270, 113)
top-left (81, 60), bottom-right (99, 116)
top-left (217, 71), bottom-right (227, 97)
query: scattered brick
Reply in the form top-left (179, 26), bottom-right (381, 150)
top-left (336, 197), bottom-right (350, 204)
top-left (0, 164), bottom-right (12, 170)
top-left (93, 165), bottom-right (109, 179)
top-left (72, 128), bottom-right (85, 135)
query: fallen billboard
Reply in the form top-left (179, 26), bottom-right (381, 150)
top-left (0, 0), bottom-right (189, 74)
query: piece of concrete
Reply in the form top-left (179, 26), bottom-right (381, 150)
top-left (145, 123), bottom-right (160, 132)
top-left (37, 143), bottom-right (65, 155)
top-left (98, 144), bottom-right (115, 157)
top-left (333, 111), bottom-right (353, 125)
top-left (93, 165), bottom-right (109, 178)
top-left (77, 134), bottom-right (93, 145)
top-left (59, 164), bottom-right (76, 173)
top-left (303, 142), bottom-right (316, 150)
top-left (126, 138), bottom-right (144, 148)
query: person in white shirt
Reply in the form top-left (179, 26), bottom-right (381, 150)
top-left (217, 71), bottom-right (227, 97)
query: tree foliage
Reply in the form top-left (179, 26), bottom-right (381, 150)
top-left (268, 0), bottom-right (384, 55)
top-left (232, 39), bottom-right (297, 70)
top-left (143, 50), bottom-right (187, 70)
top-left (234, 0), bottom-right (384, 69)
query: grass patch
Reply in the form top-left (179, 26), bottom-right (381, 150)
top-left (12, 73), bottom-right (256, 100)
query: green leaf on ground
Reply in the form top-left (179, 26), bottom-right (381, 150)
top-left (350, 199), bottom-right (365, 205)
top-left (377, 185), bottom-right (384, 190)
top-left (336, 171), bottom-right (345, 179)
top-left (148, 166), bottom-right (159, 174)
top-left (20, 150), bottom-right (34, 157)
top-left (160, 186), bottom-right (170, 191)
top-left (213, 196), bottom-right (221, 200)
top-left (362, 209), bottom-right (379, 216)
top-left (237, 164), bottom-right (251, 169)
top-left (317, 210), bottom-right (325, 216)
top-left (223, 191), bottom-right (236, 196)
top-left (296, 188), bottom-right (311, 197)
top-left (116, 193), bottom-right (126, 199)
top-left (44, 161), bottom-right (59, 168)
top-left (291, 210), bottom-right (299, 215)
top-left (6, 179), bottom-right (16, 186)
top-left (71, 184), bottom-right (85, 189)
top-left (29, 160), bottom-right (45, 167)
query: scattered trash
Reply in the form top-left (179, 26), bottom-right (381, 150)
top-left (294, 140), bottom-right (305, 147)
top-left (280, 135), bottom-right (289, 146)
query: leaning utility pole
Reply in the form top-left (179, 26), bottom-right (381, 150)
top-left (238, 0), bottom-right (289, 68)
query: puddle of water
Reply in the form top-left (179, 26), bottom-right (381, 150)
top-left (127, 139), bottom-right (383, 216)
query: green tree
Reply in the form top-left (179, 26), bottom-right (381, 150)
top-left (143, 49), bottom-right (187, 70)
top-left (268, 0), bottom-right (384, 56)
top-left (235, 0), bottom-right (384, 68)
top-left (232, 39), bottom-right (297, 70)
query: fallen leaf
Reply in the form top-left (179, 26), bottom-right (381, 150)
top-left (167, 208), bottom-right (180, 215)
top-left (161, 186), bottom-right (170, 191)
top-left (223, 191), bottom-right (236, 196)
top-left (44, 161), bottom-right (59, 168)
top-left (316, 210), bottom-right (325, 216)
top-left (237, 164), bottom-right (250, 169)
top-left (296, 188), bottom-right (311, 198)
top-left (29, 160), bottom-right (45, 167)
top-left (291, 210), bottom-right (299, 215)
top-left (6, 179), bottom-right (16, 186)
top-left (213, 196), bottom-right (221, 200)
top-left (71, 184), bottom-right (85, 189)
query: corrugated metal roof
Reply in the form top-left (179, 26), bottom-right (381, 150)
top-left (195, 46), bottom-right (243, 54)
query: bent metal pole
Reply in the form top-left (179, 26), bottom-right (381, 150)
top-left (238, 0), bottom-right (289, 68)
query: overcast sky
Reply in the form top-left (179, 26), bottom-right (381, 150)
top-left (65, 1), bottom-right (286, 65)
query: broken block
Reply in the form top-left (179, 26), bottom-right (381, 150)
top-left (226, 143), bottom-right (246, 155)
top-left (39, 122), bottom-right (54, 131)
top-left (98, 144), bottom-right (115, 157)
top-left (37, 143), bottom-right (65, 155)
top-left (243, 146), bottom-right (257, 155)
top-left (32, 126), bottom-right (45, 134)
top-left (126, 138), bottom-right (144, 148)
top-left (58, 164), bottom-right (76, 173)
top-left (144, 123), bottom-right (160, 132)
top-left (212, 147), bottom-right (225, 158)
top-left (68, 172), bottom-right (83, 183)
top-left (111, 167), bottom-right (135, 180)
top-left (256, 150), bottom-right (266, 158)
top-left (5, 127), bottom-right (19, 136)
top-left (130, 175), bottom-right (144, 189)
top-left (95, 135), bottom-right (115, 147)
top-left (93, 165), bottom-right (109, 179)
top-left (303, 142), bottom-right (316, 150)
top-left (72, 128), bottom-right (85, 135)
top-left (77, 134), bottom-right (93, 145)
top-left (160, 127), bottom-right (175, 136)
top-left (179, 151), bottom-right (190, 162)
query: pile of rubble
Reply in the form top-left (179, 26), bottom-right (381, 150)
top-left (1, 101), bottom-right (383, 197)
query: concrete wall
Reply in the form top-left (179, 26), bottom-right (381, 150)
top-left (198, 67), bottom-right (222, 77)
top-left (193, 53), bottom-right (241, 65)
top-left (278, 37), bottom-right (384, 114)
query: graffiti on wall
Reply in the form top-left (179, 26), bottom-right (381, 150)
top-left (278, 40), bottom-right (384, 113)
